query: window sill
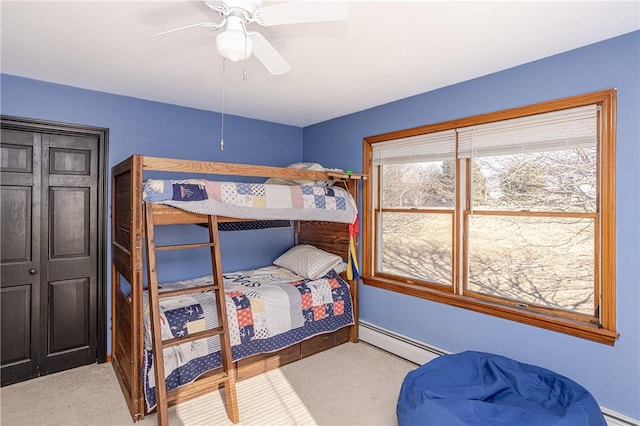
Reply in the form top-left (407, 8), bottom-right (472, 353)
top-left (362, 275), bottom-right (618, 346)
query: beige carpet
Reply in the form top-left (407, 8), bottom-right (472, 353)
top-left (0, 342), bottom-right (417, 426)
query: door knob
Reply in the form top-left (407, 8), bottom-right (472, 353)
top-left (28, 268), bottom-right (38, 275)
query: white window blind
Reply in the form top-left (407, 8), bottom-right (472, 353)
top-left (457, 105), bottom-right (598, 159)
top-left (372, 129), bottom-right (456, 165)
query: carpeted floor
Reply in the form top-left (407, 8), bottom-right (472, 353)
top-left (0, 342), bottom-right (417, 426)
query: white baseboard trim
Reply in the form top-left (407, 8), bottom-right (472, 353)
top-left (358, 320), bottom-right (639, 426)
top-left (601, 408), bottom-right (640, 426)
top-left (358, 320), bottom-right (448, 365)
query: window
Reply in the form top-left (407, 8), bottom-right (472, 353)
top-left (362, 90), bottom-right (617, 345)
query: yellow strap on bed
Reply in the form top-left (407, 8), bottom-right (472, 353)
top-left (346, 236), bottom-right (360, 280)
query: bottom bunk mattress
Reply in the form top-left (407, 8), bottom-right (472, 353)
top-left (142, 265), bottom-right (354, 410)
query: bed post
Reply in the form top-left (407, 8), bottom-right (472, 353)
top-left (346, 177), bottom-right (360, 343)
top-left (111, 154), bottom-right (146, 421)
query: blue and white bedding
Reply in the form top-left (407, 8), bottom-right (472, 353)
top-left (142, 265), bottom-right (354, 410)
top-left (143, 179), bottom-right (357, 224)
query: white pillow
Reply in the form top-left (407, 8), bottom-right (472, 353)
top-left (273, 244), bottom-right (344, 279)
top-left (265, 162), bottom-right (335, 187)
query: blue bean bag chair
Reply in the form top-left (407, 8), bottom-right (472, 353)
top-left (397, 351), bottom-right (606, 426)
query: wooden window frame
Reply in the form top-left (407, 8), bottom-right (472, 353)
top-left (362, 89), bottom-right (618, 345)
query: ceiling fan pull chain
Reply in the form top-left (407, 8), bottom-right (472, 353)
top-left (220, 58), bottom-right (226, 151)
top-left (241, 19), bottom-right (250, 61)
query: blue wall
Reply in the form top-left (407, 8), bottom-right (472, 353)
top-left (304, 31), bottom-right (640, 419)
top-left (0, 74), bottom-right (303, 353)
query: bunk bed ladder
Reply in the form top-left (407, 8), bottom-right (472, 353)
top-left (143, 201), bottom-right (239, 426)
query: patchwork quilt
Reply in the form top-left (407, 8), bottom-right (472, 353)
top-left (142, 265), bottom-right (354, 410)
top-left (143, 179), bottom-right (357, 224)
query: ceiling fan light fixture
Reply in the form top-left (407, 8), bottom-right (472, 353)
top-left (216, 28), bottom-right (253, 62)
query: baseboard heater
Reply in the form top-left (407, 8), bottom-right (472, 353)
top-left (358, 320), bottom-right (448, 365)
top-left (357, 320), bottom-right (638, 426)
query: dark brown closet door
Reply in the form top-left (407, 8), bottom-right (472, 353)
top-left (40, 133), bottom-right (98, 374)
top-left (1, 128), bottom-right (99, 385)
top-left (1, 129), bottom-right (42, 384)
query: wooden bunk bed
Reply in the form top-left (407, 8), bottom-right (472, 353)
top-left (111, 155), bottom-right (365, 422)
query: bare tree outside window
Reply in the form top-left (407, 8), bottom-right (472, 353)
top-left (474, 148), bottom-right (597, 213)
top-left (466, 148), bottom-right (597, 314)
top-left (377, 148), bottom-right (598, 314)
top-left (378, 161), bottom-right (455, 285)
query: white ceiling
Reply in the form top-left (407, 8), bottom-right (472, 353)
top-left (1, 1), bottom-right (639, 127)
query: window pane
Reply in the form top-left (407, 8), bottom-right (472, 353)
top-left (467, 215), bottom-right (595, 315)
top-left (472, 148), bottom-right (596, 213)
top-left (379, 212), bottom-right (452, 286)
top-left (381, 161), bottom-right (455, 208)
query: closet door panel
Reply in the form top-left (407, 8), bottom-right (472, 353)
top-left (0, 129), bottom-right (42, 386)
top-left (48, 278), bottom-right (90, 354)
top-left (41, 133), bottom-right (98, 374)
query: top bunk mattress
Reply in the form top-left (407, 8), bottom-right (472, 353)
top-left (143, 179), bottom-right (357, 224)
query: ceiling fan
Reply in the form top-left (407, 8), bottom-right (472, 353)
top-left (155, 0), bottom-right (349, 75)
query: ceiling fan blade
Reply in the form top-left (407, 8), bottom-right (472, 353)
top-left (153, 21), bottom-right (223, 37)
top-left (248, 31), bottom-right (291, 75)
top-left (203, 1), bottom-right (228, 15)
top-left (253, 0), bottom-right (348, 26)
